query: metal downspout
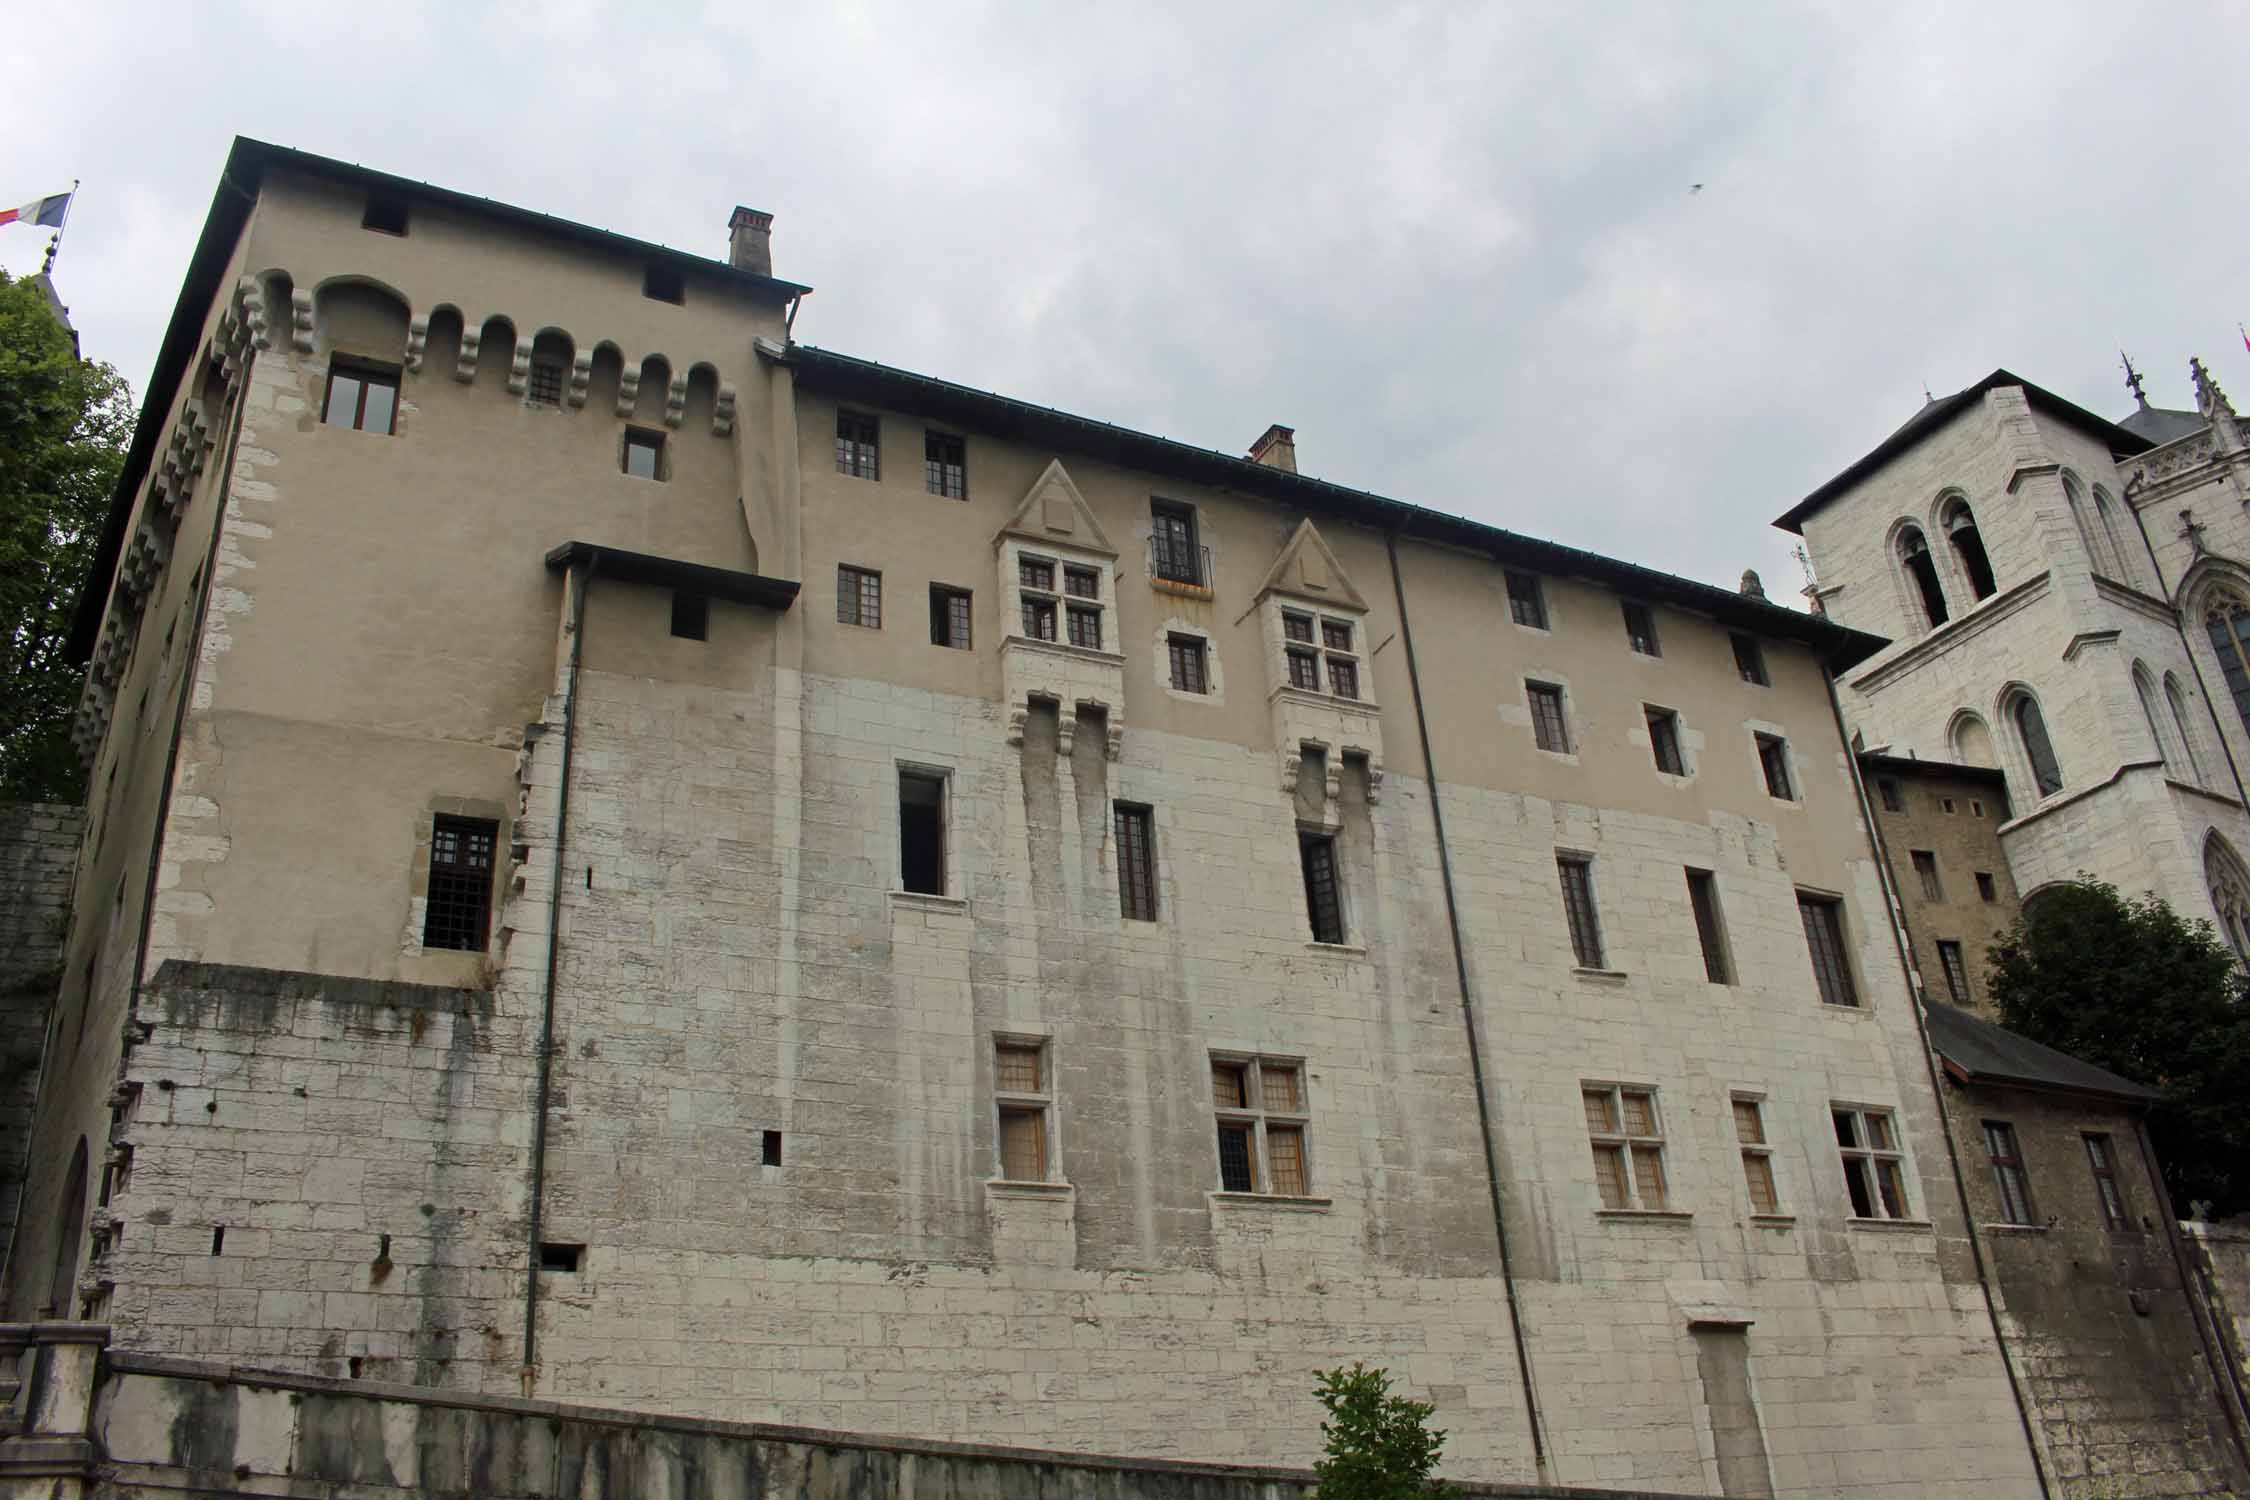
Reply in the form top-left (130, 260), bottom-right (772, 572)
top-left (1822, 670), bottom-right (2053, 1499)
top-left (520, 556), bottom-right (594, 1392)
top-left (1382, 529), bottom-right (1547, 1473)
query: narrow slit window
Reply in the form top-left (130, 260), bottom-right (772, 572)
top-left (1937, 939), bottom-right (1971, 1004)
top-left (1506, 570), bottom-right (1548, 629)
top-left (929, 585), bottom-right (972, 649)
top-left (1557, 855), bottom-right (1605, 969)
top-left (423, 815), bottom-right (498, 952)
top-left (1798, 893), bottom-right (1857, 1007)
top-left (761, 1130), bottom-right (783, 1167)
top-left (1116, 803), bottom-right (1158, 921)
top-left (1300, 833), bottom-right (1344, 944)
top-left (670, 592), bottom-right (708, 641)
top-left (1687, 868), bottom-right (1729, 983)
top-left (1911, 850), bottom-right (1943, 900)
top-left (1982, 1121), bottom-right (2036, 1225)
top-left (924, 430), bottom-right (967, 499)
top-left (898, 770), bottom-right (946, 896)
top-left (2083, 1134), bottom-right (2130, 1230)
top-left (1646, 707), bottom-right (1685, 775)
top-left (1527, 681), bottom-right (1570, 753)
top-left (837, 565), bottom-right (882, 629)
top-left (1733, 1097), bottom-right (1779, 1215)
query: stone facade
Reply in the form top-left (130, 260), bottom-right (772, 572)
top-left (0, 804), bottom-right (82, 1275)
top-left (1857, 755), bottom-right (2018, 1010)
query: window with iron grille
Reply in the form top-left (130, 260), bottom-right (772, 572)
top-left (1937, 939), bottom-right (1971, 1004)
top-left (1169, 633), bottom-right (1210, 694)
top-left (1622, 601), bottom-right (1661, 656)
top-left (423, 815), bottom-right (498, 952)
top-left (624, 428), bottom-right (664, 480)
top-left (1879, 778), bottom-right (1904, 812)
top-left (1733, 1096), bottom-right (1780, 1214)
top-left (994, 1039), bottom-right (1051, 1182)
top-left (671, 592), bottom-right (708, 642)
top-left (837, 565), bottom-right (882, 629)
top-left (1976, 871), bottom-right (1998, 903)
top-left (322, 362), bottom-right (399, 434)
top-left (1731, 632), bottom-right (1769, 686)
top-left (1687, 868), bottom-right (1730, 983)
top-left (1584, 1084), bottom-right (1667, 1211)
top-left (1912, 850), bottom-right (1943, 900)
top-left (1557, 855), bottom-right (1605, 968)
top-left (925, 430), bottom-right (967, 499)
top-left (1300, 832), bottom-right (1344, 944)
top-left (1982, 1120), bottom-right (2036, 1225)
top-left (1757, 733), bottom-right (1795, 799)
top-left (1834, 1105), bottom-right (1910, 1218)
top-left (1646, 706), bottom-right (1685, 775)
top-left (1116, 803), bottom-right (1158, 921)
top-left (1212, 1056), bottom-right (1311, 1196)
top-left (1528, 681), bottom-right (1570, 753)
top-left (1151, 500), bottom-right (1203, 585)
top-left (835, 410), bottom-right (879, 479)
top-left (1798, 893), bottom-right (1857, 1006)
top-left (1506, 570), bottom-right (1548, 629)
top-left (2084, 1133), bottom-right (2131, 1230)
top-left (527, 357), bottom-right (566, 408)
top-left (929, 585), bottom-right (972, 649)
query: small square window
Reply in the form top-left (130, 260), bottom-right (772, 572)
top-left (929, 585), bottom-right (972, 649)
top-left (322, 362), bottom-right (399, 435)
top-left (1063, 566), bottom-right (1099, 600)
top-left (643, 265), bottom-right (686, 304)
top-left (1941, 796), bottom-right (1957, 814)
top-left (1288, 647), bottom-right (1321, 690)
top-left (1506, 571), bottom-right (1548, 630)
top-left (1731, 633), bottom-right (1769, 686)
top-left (362, 194), bottom-right (410, 236)
top-left (1023, 596), bottom-right (1058, 641)
top-left (670, 592), bottom-right (708, 642)
top-left (624, 429), bottom-right (665, 480)
top-left (925, 430), bottom-right (967, 499)
top-left (1622, 601), bottom-right (1661, 657)
top-left (1168, 633), bottom-right (1210, 694)
top-left (1019, 557), bottom-right (1055, 594)
top-left (527, 357), bottom-right (567, 408)
top-left (538, 1242), bottom-right (584, 1273)
top-left (838, 565), bottom-right (882, 629)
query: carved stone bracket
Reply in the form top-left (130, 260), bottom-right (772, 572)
top-left (455, 324), bottom-right (482, 383)
top-left (237, 277), bottom-right (269, 351)
top-left (289, 289), bottom-right (315, 354)
top-left (665, 373), bottom-right (688, 428)
top-left (507, 339), bottom-right (532, 396)
top-left (616, 366), bottom-right (642, 418)
top-left (714, 382), bottom-right (738, 436)
top-left (568, 352), bottom-right (592, 409)
top-left (404, 315), bottom-right (429, 372)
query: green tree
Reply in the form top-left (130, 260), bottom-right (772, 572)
top-left (0, 269), bottom-right (133, 803)
top-left (1986, 876), bottom-right (2250, 1217)
top-left (1311, 1363), bottom-right (1451, 1499)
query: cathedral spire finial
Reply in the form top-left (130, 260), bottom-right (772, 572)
top-left (2192, 356), bottom-right (2236, 422)
top-left (2121, 350), bottom-right (2148, 409)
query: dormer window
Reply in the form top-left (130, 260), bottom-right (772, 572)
top-left (1019, 556), bottom-right (1059, 640)
top-left (1280, 612), bottom-right (1360, 698)
top-left (1284, 613), bottom-right (1321, 689)
top-left (1322, 619), bottom-right (1359, 699)
top-left (1064, 567), bottom-right (1102, 648)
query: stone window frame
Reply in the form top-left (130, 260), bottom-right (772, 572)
top-left (1525, 678), bottom-right (1573, 757)
top-left (1278, 609), bottom-right (1363, 702)
top-left (1731, 1092), bottom-right (1783, 1218)
top-left (1555, 851), bottom-right (1607, 972)
top-left (1155, 621), bottom-right (1223, 704)
top-left (1980, 1119), bottom-right (2038, 1227)
top-left (403, 796), bottom-right (511, 960)
top-left (1936, 491), bottom-right (1998, 603)
top-left (895, 761), bottom-right (952, 899)
top-left (1583, 1081), bottom-right (1671, 1214)
top-left (1298, 827), bottom-right (1347, 946)
top-left (1832, 1103), bottom-right (1913, 1221)
top-left (1210, 1052), bottom-right (1313, 1197)
top-left (1753, 731), bottom-right (1797, 803)
top-left (1644, 703), bottom-right (1689, 777)
top-left (1936, 939), bottom-right (1972, 1005)
top-left (1796, 888), bottom-right (1859, 1009)
top-left (1895, 521), bottom-right (1950, 631)
top-left (1505, 569), bottom-right (1549, 631)
top-left (2002, 687), bottom-right (2064, 802)
top-left (1686, 867), bottom-right (1731, 985)
top-left (992, 1033), bottom-right (1056, 1184)
top-left (1001, 538), bottom-right (1113, 656)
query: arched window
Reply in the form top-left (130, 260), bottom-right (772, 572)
top-left (2133, 665), bottom-right (2174, 775)
top-left (1900, 527), bottom-right (1948, 628)
top-left (1941, 497), bottom-right (1997, 600)
top-left (2206, 834), bottom-right (2250, 964)
top-left (2093, 488), bottom-right (2136, 588)
top-left (2204, 596), bottom-right (2250, 737)
top-left (2063, 473), bottom-right (2125, 580)
top-left (1951, 712), bottom-right (1997, 769)
top-left (2013, 694), bottom-right (2063, 798)
top-left (45, 1137), bottom-right (88, 1317)
top-left (2165, 675), bottom-right (2207, 785)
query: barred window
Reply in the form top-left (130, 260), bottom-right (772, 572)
top-left (1557, 855), bottom-right (1604, 968)
top-left (1834, 1105), bottom-right (1910, 1219)
top-left (1731, 632), bottom-right (1769, 686)
top-left (1798, 893), bottom-right (1857, 1007)
top-left (1169, 633), bottom-right (1210, 694)
top-left (837, 565), bottom-right (882, 629)
top-left (929, 585), bottom-right (972, 649)
top-left (1212, 1056), bottom-right (1311, 1196)
top-left (994, 1040), bottom-right (1051, 1182)
top-left (1733, 1096), bottom-right (1780, 1215)
top-left (1646, 706), bottom-right (1685, 775)
top-left (1300, 833), bottom-right (1344, 944)
top-left (423, 815), bottom-right (497, 952)
top-left (1528, 681), bottom-right (1570, 754)
top-left (1506, 570), bottom-right (1548, 630)
top-left (1622, 601), bottom-right (1661, 657)
top-left (1116, 803), bottom-right (1157, 921)
top-left (527, 357), bottom-right (566, 408)
top-left (2084, 1133), bottom-right (2131, 1230)
top-left (1758, 734), bottom-right (1795, 800)
top-left (924, 430), bottom-right (967, 499)
top-left (835, 410), bottom-right (879, 479)
top-left (1584, 1084), bottom-right (1667, 1211)
top-left (1687, 868), bottom-right (1730, 983)
top-left (1982, 1120), bottom-right (2036, 1225)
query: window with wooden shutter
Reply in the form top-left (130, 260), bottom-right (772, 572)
top-left (994, 1040), bottom-right (1052, 1182)
top-left (1733, 1096), bottom-right (1779, 1215)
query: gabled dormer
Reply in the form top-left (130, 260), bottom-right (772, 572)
top-left (1256, 520), bottom-right (1382, 802)
top-left (996, 459), bottom-right (1126, 758)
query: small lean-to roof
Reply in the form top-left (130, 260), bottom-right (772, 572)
top-left (1774, 369), bottom-right (2154, 535)
top-left (542, 541), bottom-right (801, 611)
top-left (67, 137), bottom-right (812, 663)
top-left (784, 344), bottom-right (1889, 672)
top-left (1924, 1001), bottom-right (2161, 1106)
top-left (1857, 751), bottom-right (2009, 787)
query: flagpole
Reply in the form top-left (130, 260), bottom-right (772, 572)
top-left (40, 179), bottom-right (78, 275)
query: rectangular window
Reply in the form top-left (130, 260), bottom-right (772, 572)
top-left (835, 410), bottom-right (879, 479)
top-left (1019, 557), bottom-right (1055, 593)
top-left (1757, 734), bottom-right (1795, 800)
top-left (1982, 1121), bottom-right (2036, 1225)
top-left (423, 815), bottom-right (498, 952)
top-left (1151, 500), bottom-right (1203, 585)
top-left (624, 428), bottom-right (664, 480)
top-left (1731, 632), bottom-right (1769, 686)
top-left (1911, 850), bottom-right (1943, 901)
top-left (1646, 707), bottom-right (1685, 775)
top-left (1798, 893), bottom-right (1858, 1007)
top-left (1941, 796), bottom-right (1957, 814)
top-left (1971, 799), bottom-right (1986, 818)
top-left (362, 194), bottom-right (409, 236)
top-left (837, 565), bottom-right (882, 629)
top-left (1116, 803), bottom-right (1158, 921)
top-left (1527, 681), bottom-right (1571, 753)
top-left (1879, 777), bottom-right (1905, 812)
top-left (642, 265), bottom-right (685, 304)
top-left (1976, 872), bottom-right (1998, 903)
top-left (1687, 868), bottom-right (1730, 984)
top-left (1622, 601), bottom-right (1661, 657)
top-left (1733, 1097), bottom-right (1780, 1214)
top-left (1319, 618), bottom-right (1360, 700)
top-left (1168, 633), bottom-right (1210, 694)
top-left (1506, 570), bottom-right (1548, 629)
top-left (1584, 1085), bottom-right (1668, 1211)
top-left (929, 585), bottom-right (972, 649)
top-left (924, 430), bottom-right (967, 499)
top-left (1834, 1106), bottom-right (1910, 1219)
top-left (1282, 612), bottom-right (1314, 644)
top-left (1023, 597), bottom-right (1058, 640)
top-left (898, 769), bottom-right (946, 895)
top-left (1557, 855), bottom-right (1605, 969)
top-left (1288, 647), bottom-right (1321, 690)
top-left (1937, 939), bottom-right (1971, 1004)
top-left (1066, 604), bottom-right (1102, 649)
top-left (1212, 1056), bottom-right (1311, 1196)
top-left (994, 1040), bottom-right (1050, 1182)
top-left (2084, 1133), bottom-right (2131, 1230)
top-left (1328, 656), bottom-right (1359, 700)
top-left (670, 591), bottom-right (708, 642)
top-left (1300, 833), bottom-right (1345, 944)
top-left (1063, 566), bottom-right (1099, 600)
top-left (527, 357), bottom-right (566, 408)
top-left (322, 363), bottom-right (399, 434)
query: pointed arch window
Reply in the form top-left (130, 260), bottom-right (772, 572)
top-left (1899, 527), bottom-right (1948, 628)
top-left (2093, 488), bottom-right (2136, 588)
top-left (1942, 499), bottom-right (1997, 601)
top-left (2204, 598), bottom-right (2250, 739)
top-left (2165, 675), bottom-right (2206, 785)
top-left (2013, 695), bottom-right (2063, 798)
top-left (2134, 666), bottom-right (2174, 775)
top-left (2206, 835), bottom-right (2250, 965)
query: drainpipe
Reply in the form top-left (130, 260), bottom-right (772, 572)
top-left (1823, 670), bottom-right (2053, 1499)
top-left (1382, 529), bottom-right (1547, 1474)
top-left (2132, 1115), bottom-right (2250, 1477)
top-left (520, 555), bottom-right (594, 1393)
top-left (2124, 483), bottom-right (2250, 813)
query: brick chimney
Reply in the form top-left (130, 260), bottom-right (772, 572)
top-left (728, 206), bottom-right (774, 277)
top-left (1248, 424), bottom-right (1297, 473)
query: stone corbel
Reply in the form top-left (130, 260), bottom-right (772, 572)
top-left (1324, 757), bottom-right (1344, 807)
top-left (237, 277), bottom-right (270, 351)
top-left (404, 314), bottom-right (428, 372)
top-left (289, 288), bottom-right (315, 354)
top-left (713, 381), bottom-right (737, 436)
top-left (665, 372), bottom-right (688, 428)
top-left (1363, 758), bottom-right (1384, 804)
top-left (568, 352), bottom-right (592, 409)
top-left (1056, 710), bottom-right (1077, 758)
top-left (616, 366), bottom-right (642, 418)
top-left (1006, 704), bottom-right (1029, 747)
top-left (1279, 745), bottom-right (1303, 795)
top-left (508, 339), bottom-right (532, 395)
top-left (1106, 716), bottom-right (1125, 761)
top-left (455, 324), bottom-right (482, 383)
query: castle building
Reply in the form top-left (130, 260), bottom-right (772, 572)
top-left (7, 137), bottom-right (2246, 1496)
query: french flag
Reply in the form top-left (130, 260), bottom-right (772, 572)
top-left (0, 191), bottom-right (70, 230)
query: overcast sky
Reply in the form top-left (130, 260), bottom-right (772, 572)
top-left (7, 2), bottom-right (2245, 599)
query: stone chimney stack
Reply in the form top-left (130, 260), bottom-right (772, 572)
top-left (728, 206), bottom-right (774, 277)
top-left (1248, 424), bottom-right (1297, 473)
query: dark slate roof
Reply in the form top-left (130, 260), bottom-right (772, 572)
top-left (1858, 751), bottom-right (2008, 786)
top-left (1924, 1001), bottom-right (2161, 1104)
top-left (785, 344), bottom-right (1890, 671)
top-left (1774, 369), bottom-right (2154, 535)
top-left (2117, 405), bottom-right (2207, 445)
